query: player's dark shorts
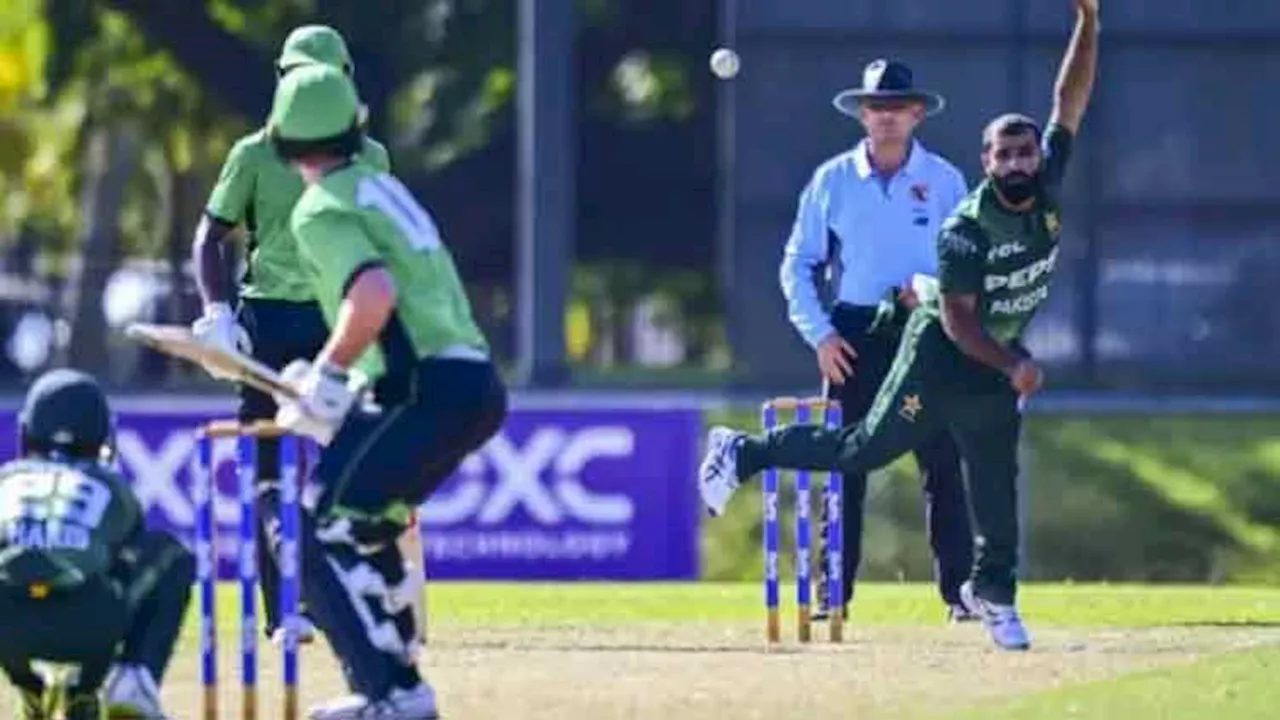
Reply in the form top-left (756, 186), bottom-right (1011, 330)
top-left (311, 356), bottom-right (509, 535)
top-left (237, 298), bottom-right (329, 479)
top-left (0, 573), bottom-right (130, 670)
top-left (0, 530), bottom-right (194, 687)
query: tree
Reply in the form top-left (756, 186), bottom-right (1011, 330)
top-left (4, 0), bottom-right (724, 384)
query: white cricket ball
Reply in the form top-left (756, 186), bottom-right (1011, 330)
top-left (710, 48), bottom-right (740, 79)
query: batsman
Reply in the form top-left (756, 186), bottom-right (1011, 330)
top-left (0, 369), bottom-right (193, 719)
top-left (699, 0), bottom-right (1099, 651)
top-left (255, 63), bottom-right (507, 719)
top-left (190, 25), bottom-right (391, 644)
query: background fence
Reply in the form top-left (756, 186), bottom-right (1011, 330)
top-left (721, 0), bottom-right (1280, 393)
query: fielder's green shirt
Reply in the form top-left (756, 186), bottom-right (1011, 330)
top-left (930, 124), bottom-right (1074, 344)
top-left (0, 458), bottom-right (142, 591)
top-left (206, 129), bottom-right (391, 302)
top-left (289, 161), bottom-right (489, 382)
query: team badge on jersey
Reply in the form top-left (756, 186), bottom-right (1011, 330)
top-left (910, 184), bottom-right (929, 203)
top-left (1045, 211), bottom-right (1061, 237)
top-left (899, 394), bottom-right (923, 422)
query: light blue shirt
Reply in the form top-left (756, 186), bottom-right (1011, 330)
top-left (779, 140), bottom-right (968, 347)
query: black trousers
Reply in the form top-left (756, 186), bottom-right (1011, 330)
top-left (0, 530), bottom-right (194, 696)
top-left (820, 304), bottom-right (974, 608)
top-left (255, 358), bottom-right (508, 699)
top-left (237, 297), bottom-right (331, 632)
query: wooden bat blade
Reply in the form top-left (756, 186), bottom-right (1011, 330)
top-left (124, 323), bottom-right (299, 400)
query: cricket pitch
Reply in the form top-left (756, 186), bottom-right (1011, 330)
top-left (4, 583), bottom-right (1280, 719)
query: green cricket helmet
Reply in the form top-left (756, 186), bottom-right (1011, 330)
top-left (276, 24), bottom-right (354, 76)
top-left (18, 368), bottom-right (114, 461)
top-left (268, 63), bottom-right (363, 160)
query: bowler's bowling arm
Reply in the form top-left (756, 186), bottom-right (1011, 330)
top-left (1049, 1), bottom-right (1100, 134)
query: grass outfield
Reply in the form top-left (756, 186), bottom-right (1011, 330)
top-left (6, 582), bottom-right (1279, 717)
top-left (416, 581), bottom-right (1280, 627)
top-left (116, 582), bottom-right (1280, 718)
top-left (959, 645), bottom-right (1280, 719)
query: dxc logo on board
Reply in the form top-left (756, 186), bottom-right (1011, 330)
top-left (421, 425), bottom-right (637, 527)
top-left (114, 429), bottom-right (254, 528)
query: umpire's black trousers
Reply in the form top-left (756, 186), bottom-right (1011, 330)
top-left (822, 302), bottom-right (973, 609)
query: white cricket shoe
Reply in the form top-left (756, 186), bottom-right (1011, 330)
top-left (308, 683), bottom-right (439, 719)
top-left (102, 664), bottom-right (169, 719)
top-left (960, 580), bottom-right (1031, 651)
top-left (272, 615), bottom-right (320, 646)
top-left (699, 426), bottom-right (746, 517)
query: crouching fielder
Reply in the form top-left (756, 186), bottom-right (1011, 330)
top-left (0, 369), bottom-right (193, 720)
top-left (262, 64), bottom-right (507, 719)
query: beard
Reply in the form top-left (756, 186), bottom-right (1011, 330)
top-left (992, 171), bottom-right (1039, 204)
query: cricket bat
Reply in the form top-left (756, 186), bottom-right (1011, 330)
top-left (124, 323), bottom-right (300, 400)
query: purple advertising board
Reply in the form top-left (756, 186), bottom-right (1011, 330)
top-left (0, 399), bottom-right (702, 580)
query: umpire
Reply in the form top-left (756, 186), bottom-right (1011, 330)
top-left (779, 59), bottom-right (975, 622)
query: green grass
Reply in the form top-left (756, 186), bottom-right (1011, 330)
top-left (427, 582), bottom-right (1280, 627)
top-left (159, 582), bottom-right (1280, 718)
top-left (962, 645), bottom-right (1280, 719)
top-left (420, 582), bottom-right (1280, 719)
top-left (204, 581), bottom-right (1280, 628)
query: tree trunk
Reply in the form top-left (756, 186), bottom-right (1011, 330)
top-left (63, 122), bottom-right (138, 372)
top-left (167, 169), bottom-right (201, 325)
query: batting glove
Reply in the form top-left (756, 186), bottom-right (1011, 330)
top-left (190, 302), bottom-right (252, 381)
top-left (274, 359), bottom-right (358, 446)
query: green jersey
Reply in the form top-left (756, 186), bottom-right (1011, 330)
top-left (290, 161), bottom-right (489, 382)
top-left (0, 458), bottom-right (142, 591)
top-left (933, 124), bottom-right (1074, 344)
top-left (206, 129), bottom-right (391, 303)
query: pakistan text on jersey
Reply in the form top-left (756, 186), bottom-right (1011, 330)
top-left (990, 286), bottom-right (1050, 316)
top-left (4, 520), bottom-right (91, 551)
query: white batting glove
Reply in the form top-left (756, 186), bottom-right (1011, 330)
top-left (273, 359), bottom-right (358, 446)
top-left (190, 303), bottom-right (252, 381)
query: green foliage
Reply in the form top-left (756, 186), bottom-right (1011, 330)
top-left (0, 0), bottom-right (63, 240)
top-left (0, 0), bottom-right (721, 380)
top-left (387, 0), bottom-right (517, 172)
top-left (603, 50), bottom-right (695, 122)
top-left (81, 10), bottom-right (237, 256)
top-left (0, 2), bottom-right (249, 262)
top-left (4, 0), bottom-right (709, 260)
